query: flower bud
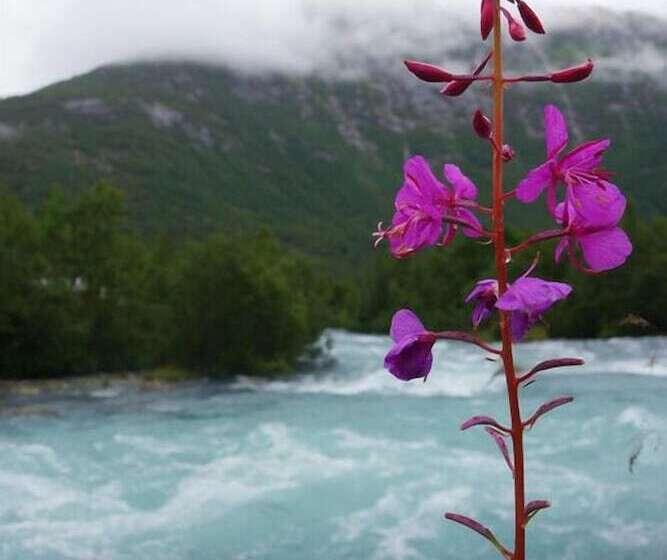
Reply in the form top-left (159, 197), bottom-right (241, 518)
top-left (501, 144), bottom-right (516, 161)
top-left (480, 0), bottom-right (494, 40)
top-left (442, 80), bottom-right (473, 97)
top-left (404, 60), bottom-right (454, 83)
top-left (508, 19), bottom-right (526, 41)
top-left (550, 59), bottom-right (594, 83)
top-left (501, 7), bottom-right (526, 42)
top-left (517, 0), bottom-right (545, 34)
top-left (473, 109), bottom-right (492, 139)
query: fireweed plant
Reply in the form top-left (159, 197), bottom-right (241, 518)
top-left (373, 1), bottom-right (633, 559)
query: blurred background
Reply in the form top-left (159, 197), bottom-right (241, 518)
top-left (0, 1), bottom-right (665, 558)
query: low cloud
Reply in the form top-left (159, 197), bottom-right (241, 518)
top-left (0, 0), bottom-right (665, 97)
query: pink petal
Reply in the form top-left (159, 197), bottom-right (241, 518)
top-left (384, 335), bottom-right (434, 381)
top-left (554, 238), bottom-right (568, 263)
top-left (496, 278), bottom-right (572, 313)
top-left (471, 301), bottom-right (494, 328)
top-left (443, 164), bottom-right (478, 200)
top-left (404, 156), bottom-right (449, 203)
top-left (570, 181), bottom-right (626, 229)
top-left (388, 209), bottom-right (442, 257)
top-left (456, 208), bottom-right (483, 239)
top-left (516, 161), bottom-right (554, 203)
top-left (389, 309), bottom-right (427, 343)
top-left (510, 311), bottom-right (533, 341)
top-left (394, 182), bottom-right (423, 210)
top-left (441, 223), bottom-right (457, 247)
top-left (465, 279), bottom-right (497, 303)
top-left (560, 138), bottom-right (610, 173)
top-left (578, 227), bottom-right (633, 272)
top-left (544, 105), bottom-right (568, 159)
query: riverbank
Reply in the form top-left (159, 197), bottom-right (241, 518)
top-left (0, 367), bottom-right (204, 412)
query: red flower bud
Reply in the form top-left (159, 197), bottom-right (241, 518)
top-left (404, 60), bottom-right (454, 83)
top-left (550, 59), bottom-right (594, 83)
top-left (508, 19), bottom-right (526, 41)
top-left (501, 144), bottom-right (516, 161)
top-left (480, 0), bottom-right (494, 40)
top-left (517, 0), bottom-right (545, 34)
top-left (473, 109), bottom-right (492, 139)
top-left (441, 52), bottom-right (492, 99)
top-left (442, 80), bottom-right (473, 97)
top-left (501, 7), bottom-right (526, 42)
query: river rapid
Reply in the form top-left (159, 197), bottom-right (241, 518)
top-left (1, 332), bottom-right (666, 559)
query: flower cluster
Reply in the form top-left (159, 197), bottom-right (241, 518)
top-left (372, 1), bottom-right (633, 556)
top-left (373, 156), bottom-right (483, 258)
top-left (517, 105), bottom-right (632, 272)
top-left (377, 103), bottom-right (633, 380)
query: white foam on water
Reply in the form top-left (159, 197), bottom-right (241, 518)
top-left (232, 333), bottom-right (667, 398)
top-left (90, 387), bottom-right (123, 399)
top-left (332, 429), bottom-right (438, 453)
top-left (0, 421), bottom-right (365, 559)
top-left (0, 441), bottom-right (70, 474)
top-left (596, 519), bottom-right (653, 548)
top-left (113, 434), bottom-right (187, 457)
top-left (334, 483), bottom-right (472, 560)
top-left (2, 331), bottom-right (666, 559)
top-left (617, 406), bottom-right (667, 431)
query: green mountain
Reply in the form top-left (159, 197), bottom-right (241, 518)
top-left (0, 12), bottom-right (665, 262)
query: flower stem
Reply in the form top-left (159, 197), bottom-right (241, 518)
top-left (491, 2), bottom-right (526, 558)
top-left (508, 229), bottom-right (567, 255)
top-left (434, 331), bottom-right (501, 355)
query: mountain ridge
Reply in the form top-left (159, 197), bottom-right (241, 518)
top-left (0, 14), bottom-right (664, 261)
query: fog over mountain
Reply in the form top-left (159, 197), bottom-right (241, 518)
top-left (1, 0), bottom-right (666, 97)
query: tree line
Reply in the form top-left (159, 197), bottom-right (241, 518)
top-left (0, 185), bottom-right (355, 378)
top-left (0, 185), bottom-right (663, 379)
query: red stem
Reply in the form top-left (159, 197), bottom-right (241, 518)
top-left (434, 331), bottom-right (501, 355)
top-left (441, 215), bottom-right (493, 238)
top-left (492, 3), bottom-right (526, 559)
top-left (504, 75), bottom-right (550, 83)
top-left (508, 229), bottom-right (567, 255)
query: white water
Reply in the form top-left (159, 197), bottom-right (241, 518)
top-left (1, 331), bottom-right (666, 559)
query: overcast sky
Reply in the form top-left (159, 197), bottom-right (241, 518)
top-left (0, 0), bottom-right (665, 97)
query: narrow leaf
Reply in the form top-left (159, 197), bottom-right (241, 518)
top-left (520, 358), bottom-right (584, 384)
top-left (525, 500), bottom-right (551, 517)
top-left (445, 513), bottom-right (510, 558)
top-left (445, 512), bottom-right (494, 540)
top-left (525, 396), bottom-right (574, 429)
top-left (460, 415), bottom-right (510, 434)
top-left (485, 427), bottom-right (514, 474)
top-left (524, 500), bottom-right (551, 526)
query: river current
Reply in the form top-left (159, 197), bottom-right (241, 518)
top-left (1, 332), bottom-right (666, 559)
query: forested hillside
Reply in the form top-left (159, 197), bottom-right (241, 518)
top-left (0, 11), bottom-right (664, 263)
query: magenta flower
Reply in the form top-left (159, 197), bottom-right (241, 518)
top-left (466, 274), bottom-right (572, 341)
top-left (383, 157), bottom-right (447, 258)
top-left (496, 277), bottom-right (572, 340)
top-left (516, 105), bottom-right (612, 214)
top-left (374, 156), bottom-right (482, 258)
top-left (440, 163), bottom-right (483, 245)
top-left (384, 309), bottom-right (436, 381)
top-left (465, 279), bottom-right (498, 328)
top-left (554, 181), bottom-right (633, 272)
